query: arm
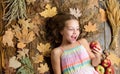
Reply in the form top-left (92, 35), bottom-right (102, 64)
top-left (51, 48), bottom-right (62, 74)
top-left (80, 38), bottom-right (102, 66)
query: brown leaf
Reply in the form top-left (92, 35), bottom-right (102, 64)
top-left (2, 28), bottom-right (14, 47)
top-left (15, 28), bottom-right (35, 44)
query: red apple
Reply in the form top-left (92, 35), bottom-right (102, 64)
top-left (101, 59), bottom-right (111, 68)
top-left (90, 41), bottom-right (100, 50)
top-left (105, 65), bottom-right (114, 74)
top-left (96, 65), bottom-right (105, 74)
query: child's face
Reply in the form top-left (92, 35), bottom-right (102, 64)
top-left (61, 19), bottom-right (80, 44)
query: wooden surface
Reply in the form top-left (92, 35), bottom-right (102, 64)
top-left (0, 0), bottom-right (120, 74)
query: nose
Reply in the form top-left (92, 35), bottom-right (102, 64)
top-left (73, 29), bottom-right (77, 34)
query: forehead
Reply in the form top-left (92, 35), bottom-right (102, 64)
top-left (65, 19), bottom-right (79, 27)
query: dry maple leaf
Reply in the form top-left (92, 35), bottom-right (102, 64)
top-left (18, 19), bottom-right (35, 30)
top-left (2, 28), bottom-right (14, 47)
top-left (17, 49), bottom-right (29, 59)
top-left (32, 53), bottom-right (44, 63)
top-left (15, 28), bottom-right (35, 44)
top-left (84, 22), bottom-right (97, 32)
top-left (99, 8), bottom-right (107, 22)
top-left (37, 63), bottom-right (49, 74)
top-left (37, 43), bottom-right (51, 57)
top-left (69, 8), bottom-right (82, 18)
top-left (26, 0), bottom-right (36, 5)
top-left (39, 4), bottom-right (57, 18)
top-left (18, 18), bottom-right (40, 36)
top-left (107, 52), bottom-right (120, 66)
top-left (9, 56), bottom-right (21, 69)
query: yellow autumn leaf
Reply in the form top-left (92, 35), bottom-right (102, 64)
top-left (38, 63), bottom-right (49, 74)
top-left (9, 56), bottom-right (21, 69)
top-left (18, 19), bottom-right (35, 30)
top-left (2, 28), bottom-right (14, 47)
top-left (18, 19), bottom-right (40, 36)
top-left (37, 43), bottom-right (51, 57)
top-left (84, 21), bottom-right (97, 32)
top-left (40, 4), bottom-right (57, 18)
top-left (15, 28), bottom-right (35, 44)
top-left (32, 53), bottom-right (44, 63)
top-left (107, 52), bottom-right (120, 66)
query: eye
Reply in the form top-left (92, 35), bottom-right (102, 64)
top-left (68, 28), bottom-right (74, 30)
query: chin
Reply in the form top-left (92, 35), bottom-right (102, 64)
top-left (70, 40), bottom-right (77, 44)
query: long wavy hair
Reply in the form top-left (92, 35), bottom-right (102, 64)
top-left (45, 13), bottom-right (80, 49)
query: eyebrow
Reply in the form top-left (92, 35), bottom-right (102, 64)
top-left (65, 26), bottom-right (80, 28)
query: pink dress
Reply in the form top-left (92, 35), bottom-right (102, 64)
top-left (60, 43), bottom-right (98, 74)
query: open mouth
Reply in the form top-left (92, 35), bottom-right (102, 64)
top-left (71, 36), bottom-right (77, 41)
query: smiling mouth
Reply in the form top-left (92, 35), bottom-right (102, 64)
top-left (71, 36), bottom-right (77, 40)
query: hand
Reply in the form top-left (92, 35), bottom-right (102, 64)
top-left (91, 41), bottom-right (102, 57)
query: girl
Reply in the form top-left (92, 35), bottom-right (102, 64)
top-left (46, 13), bottom-right (102, 74)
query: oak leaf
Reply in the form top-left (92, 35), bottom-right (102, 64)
top-left (2, 28), bottom-right (14, 47)
top-left (40, 4), bottom-right (57, 18)
top-left (84, 22), bottom-right (97, 32)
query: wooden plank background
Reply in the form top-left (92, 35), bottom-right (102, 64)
top-left (0, 0), bottom-right (120, 74)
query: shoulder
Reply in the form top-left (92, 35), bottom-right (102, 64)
top-left (51, 47), bottom-right (63, 57)
top-left (78, 38), bottom-right (89, 45)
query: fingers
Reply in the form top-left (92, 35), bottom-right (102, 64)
top-left (92, 47), bottom-right (102, 54)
